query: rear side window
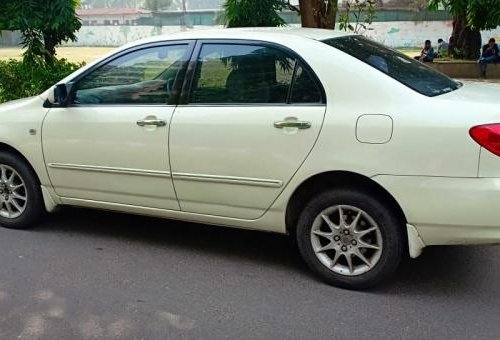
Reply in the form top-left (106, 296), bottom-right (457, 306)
top-left (323, 36), bottom-right (461, 97)
top-left (190, 43), bottom-right (323, 105)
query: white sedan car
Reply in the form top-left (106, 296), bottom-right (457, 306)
top-left (0, 28), bottom-right (499, 289)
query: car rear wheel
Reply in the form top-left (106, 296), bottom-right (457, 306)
top-left (0, 152), bottom-right (44, 230)
top-left (296, 189), bottom-right (405, 289)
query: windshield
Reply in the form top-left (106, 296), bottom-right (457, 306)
top-left (322, 36), bottom-right (462, 97)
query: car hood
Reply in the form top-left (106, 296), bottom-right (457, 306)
top-left (439, 81), bottom-right (500, 104)
top-left (0, 96), bottom-right (44, 114)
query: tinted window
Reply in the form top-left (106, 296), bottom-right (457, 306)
top-left (323, 36), bottom-right (461, 97)
top-left (191, 44), bottom-right (296, 104)
top-left (291, 63), bottom-right (322, 103)
top-left (74, 44), bottom-right (189, 105)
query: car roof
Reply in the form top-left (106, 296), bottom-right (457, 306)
top-left (128, 27), bottom-right (350, 46)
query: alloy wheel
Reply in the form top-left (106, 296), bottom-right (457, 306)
top-left (310, 205), bottom-right (383, 276)
top-left (0, 164), bottom-right (28, 219)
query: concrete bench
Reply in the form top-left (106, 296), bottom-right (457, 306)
top-left (427, 60), bottom-right (500, 79)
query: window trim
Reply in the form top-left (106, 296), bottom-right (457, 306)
top-left (179, 39), bottom-right (326, 107)
top-left (67, 40), bottom-right (196, 107)
top-left (286, 61), bottom-right (299, 104)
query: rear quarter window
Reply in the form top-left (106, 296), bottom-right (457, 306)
top-left (323, 36), bottom-right (461, 97)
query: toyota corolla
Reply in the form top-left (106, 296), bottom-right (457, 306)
top-left (0, 28), bottom-right (499, 289)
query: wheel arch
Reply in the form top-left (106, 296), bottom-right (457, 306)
top-left (0, 142), bottom-right (42, 185)
top-left (285, 171), bottom-right (407, 236)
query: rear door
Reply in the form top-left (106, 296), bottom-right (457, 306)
top-left (168, 40), bottom-right (327, 219)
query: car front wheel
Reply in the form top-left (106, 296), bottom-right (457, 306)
top-left (0, 152), bottom-right (44, 230)
top-left (296, 189), bottom-right (405, 289)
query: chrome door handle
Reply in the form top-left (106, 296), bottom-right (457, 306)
top-left (136, 119), bottom-right (167, 127)
top-left (274, 121), bottom-right (311, 129)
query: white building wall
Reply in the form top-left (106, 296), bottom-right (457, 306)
top-left (65, 22), bottom-right (500, 48)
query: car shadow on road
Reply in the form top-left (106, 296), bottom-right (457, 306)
top-left (37, 207), bottom-right (493, 295)
top-left (37, 207), bottom-right (309, 274)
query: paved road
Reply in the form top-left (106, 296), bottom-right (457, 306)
top-left (1, 208), bottom-right (500, 339)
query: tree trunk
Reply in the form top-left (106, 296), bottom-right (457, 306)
top-left (43, 31), bottom-right (57, 64)
top-left (299, 0), bottom-right (317, 27)
top-left (449, 15), bottom-right (481, 60)
top-left (298, 0), bottom-right (337, 29)
top-left (180, 0), bottom-right (187, 29)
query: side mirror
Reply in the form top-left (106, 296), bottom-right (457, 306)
top-left (47, 86), bottom-right (56, 104)
top-left (51, 83), bottom-right (74, 107)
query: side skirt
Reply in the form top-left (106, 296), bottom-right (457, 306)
top-left (58, 196), bottom-right (286, 234)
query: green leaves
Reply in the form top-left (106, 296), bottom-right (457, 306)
top-left (0, 0), bottom-right (82, 64)
top-left (338, 0), bottom-right (377, 33)
top-left (0, 58), bottom-right (84, 103)
top-left (224, 0), bottom-right (288, 27)
top-left (466, 0), bottom-right (500, 30)
top-left (429, 0), bottom-right (500, 30)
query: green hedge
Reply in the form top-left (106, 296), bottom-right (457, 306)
top-left (0, 59), bottom-right (85, 104)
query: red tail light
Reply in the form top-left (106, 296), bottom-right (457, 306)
top-left (470, 124), bottom-right (500, 157)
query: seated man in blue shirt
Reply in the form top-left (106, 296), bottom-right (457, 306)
top-left (479, 38), bottom-right (500, 77)
top-left (437, 38), bottom-right (449, 58)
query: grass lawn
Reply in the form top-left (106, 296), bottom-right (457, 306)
top-left (397, 47), bottom-right (421, 58)
top-left (0, 46), bottom-right (422, 63)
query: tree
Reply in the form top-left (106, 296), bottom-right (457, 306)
top-left (412, 0), bottom-right (429, 11)
top-left (142, 0), bottom-right (173, 12)
top-left (179, 0), bottom-right (190, 29)
top-left (289, 0), bottom-right (338, 29)
top-left (429, 0), bottom-right (500, 59)
top-left (142, 0), bottom-right (173, 34)
top-left (222, 0), bottom-right (375, 31)
top-left (223, 0), bottom-right (339, 29)
top-left (0, 0), bottom-right (82, 64)
top-left (224, 0), bottom-right (288, 27)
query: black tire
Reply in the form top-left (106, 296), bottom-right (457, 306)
top-left (0, 152), bottom-right (45, 230)
top-left (296, 189), bottom-right (405, 290)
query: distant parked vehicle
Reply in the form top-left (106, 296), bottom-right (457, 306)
top-left (0, 28), bottom-right (499, 289)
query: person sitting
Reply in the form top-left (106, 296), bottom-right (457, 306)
top-left (414, 40), bottom-right (434, 63)
top-left (479, 38), bottom-right (500, 77)
top-left (437, 38), bottom-right (449, 58)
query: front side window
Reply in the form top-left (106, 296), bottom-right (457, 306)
top-left (323, 36), bottom-right (461, 97)
top-left (191, 44), bottom-right (299, 104)
top-left (74, 44), bottom-right (189, 105)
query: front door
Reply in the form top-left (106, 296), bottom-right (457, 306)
top-left (43, 42), bottom-right (193, 209)
top-left (169, 41), bottom-right (326, 219)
